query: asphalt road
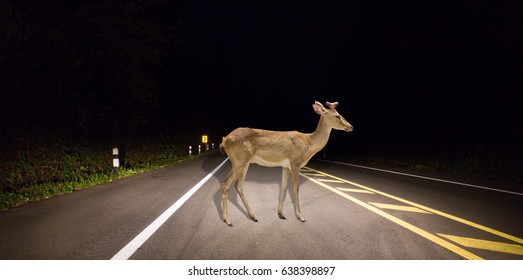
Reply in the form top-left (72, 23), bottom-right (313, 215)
top-left (0, 151), bottom-right (522, 260)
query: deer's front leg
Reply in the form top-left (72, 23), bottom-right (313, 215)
top-left (278, 167), bottom-right (290, 219)
top-left (291, 168), bottom-right (305, 222)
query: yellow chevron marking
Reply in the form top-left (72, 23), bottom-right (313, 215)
top-left (335, 187), bottom-right (375, 194)
top-left (368, 202), bottom-right (432, 214)
top-left (317, 179), bottom-right (344, 183)
top-left (439, 234), bottom-right (523, 256)
top-left (300, 172), bottom-right (326, 177)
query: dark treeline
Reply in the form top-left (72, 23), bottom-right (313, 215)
top-left (0, 1), bottom-right (191, 192)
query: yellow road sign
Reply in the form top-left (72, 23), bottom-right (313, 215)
top-left (202, 135), bottom-right (208, 144)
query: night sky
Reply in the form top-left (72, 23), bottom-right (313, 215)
top-left (2, 1), bottom-right (523, 176)
top-left (162, 2), bottom-right (522, 162)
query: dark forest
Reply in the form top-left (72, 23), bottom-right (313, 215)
top-left (1, 1), bottom-right (522, 200)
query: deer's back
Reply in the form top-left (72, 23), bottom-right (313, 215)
top-left (222, 127), bottom-right (312, 168)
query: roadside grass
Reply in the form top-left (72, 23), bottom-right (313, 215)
top-left (0, 154), bottom-right (196, 210)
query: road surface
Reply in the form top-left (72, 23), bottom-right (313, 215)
top-left (0, 151), bottom-right (522, 259)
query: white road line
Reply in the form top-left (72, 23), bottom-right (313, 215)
top-left (111, 158), bottom-right (228, 260)
top-left (319, 160), bottom-right (523, 197)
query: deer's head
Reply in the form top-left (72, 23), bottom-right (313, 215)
top-left (313, 101), bottom-right (354, 132)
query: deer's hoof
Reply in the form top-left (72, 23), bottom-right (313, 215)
top-left (278, 214), bottom-right (286, 220)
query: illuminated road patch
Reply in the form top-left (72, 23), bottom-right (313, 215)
top-left (300, 166), bottom-right (523, 260)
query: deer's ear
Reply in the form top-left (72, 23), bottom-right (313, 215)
top-left (313, 101), bottom-right (328, 115)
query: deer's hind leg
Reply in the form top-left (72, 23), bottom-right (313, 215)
top-left (234, 164), bottom-right (258, 222)
top-left (221, 163), bottom-right (247, 227)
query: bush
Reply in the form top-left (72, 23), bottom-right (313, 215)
top-left (0, 132), bottom-right (195, 209)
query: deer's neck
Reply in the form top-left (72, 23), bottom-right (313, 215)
top-left (309, 116), bottom-right (332, 154)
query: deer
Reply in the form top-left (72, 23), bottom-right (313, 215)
top-left (219, 101), bottom-right (353, 226)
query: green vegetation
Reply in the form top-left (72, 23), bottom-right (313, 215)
top-left (0, 133), bottom-right (200, 210)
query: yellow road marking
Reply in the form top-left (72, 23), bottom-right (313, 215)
top-left (335, 187), bottom-right (375, 194)
top-left (368, 202), bottom-right (432, 214)
top-left (303, 167), bottom-right (523, 246)
top-left (439, 234), bottom-right (523, 256)
top-left (317, 179), bottom-right (344, 183)
top-left (301, 174), bottom-right (483, 260)
top-left (300, 172), bottom-right (326, 177)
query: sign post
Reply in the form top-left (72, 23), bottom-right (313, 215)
top-left (202, 135), bottom-right (209, 152)
top-left (112, 147), bottom-right (120, 174)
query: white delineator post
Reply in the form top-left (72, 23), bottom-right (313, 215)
top-left (113, 147), bottom-right (120, 174)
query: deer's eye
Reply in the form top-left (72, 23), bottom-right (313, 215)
top-left (335, 115), bottom-right (341, 119)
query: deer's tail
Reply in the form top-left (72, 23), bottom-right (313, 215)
top-left (219, 142), bottom-right (226, 155)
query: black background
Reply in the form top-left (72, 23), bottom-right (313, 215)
top-left (2, 1), bottom-right (522, 177)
